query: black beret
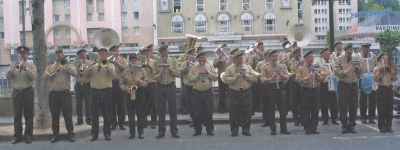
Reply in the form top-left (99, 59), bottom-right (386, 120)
top-left (77, 49), bottom-right (87, 55)
top-left (343, 43), bottom-right (353, 50)
top-left (158, 45), bottom-right (168, 51)
top-left (230, 48), bottom-right (239, 55)
top-left (320, 48), bottom-right (329, 54)
top-left (98, 48), bottom-right (108, 52)
top-left (146, 44), bottom-right (154, 48)
top-left (196, 52), bottom-right (207, 58)
top-left (129, 54), bottom-right (137, 60)
top-left (92, 47), bottom-right (99, 52)
top-left (258, 42), bottom-right (263, 46)
top-left (196, 46), bottom-right (203, 51)
top-left (282, 40), bottom-right (290, 47)
top-left (361, 43), bottom-right (371, 47)
top-left (55, 49), bottom-right (63, 54)
top-left (377, 52), bottom-right (386, 61)
top-left (334, 42), bottom-right (342, 46)
top-left (268, 50), bottom-right (278, 56)
top-left (233, 51), bottom-right (244, 58)
top-left (292, 47), bottom-right (301, 53)
top-left (292, 41), bottom-right (297, 45)
top-left (16, 46), bottom-right (29, 54)
top-left (303, 51), bottom-right (314, 57)
top-left (187, 48), bottom-right (196, 54)
top-left (109, 45), bottom-right (119, 51)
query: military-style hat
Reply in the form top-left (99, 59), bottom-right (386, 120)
top-left (146, 44), bottom-right (154, 49)
top-left (263, 49), bottom-right (272, 55)
top-left (320, 48), bottom-right (330, 54)
top-left (109, 45), bottom-right (119, 51)
top-left (16, 46), bottom-right (29, 55)
top-left (334, 41), bottom-right (342, 46)
top-left (141, 47), bottom-right (150, 52)
top-left (230, 48), bottom-right (239, 55)
top-left (377, 52), bottom-right (386, 61)
top-left (361, 43), bottom-right (371, 47)
top-left (282, 40), bottom-right (290, 47)
top-left (196, 46), bottom-right (203, 51)
top-left (55, 49), bottom-right (63, 54)
top-left (219, 44), bottom-right (227, 48)
top-left (258, 42), bottom-right (264, 46)
top-left (233, 51), bottom-right (244, 58)
top-left (268, 50), bottom-right (278, 56)
top-left (77, 49), bottom-right (87, 55)
top-left (343, 43), bottom-right (353, 50)
top-left (292, 47), bottom-right (301, 53)
top-left (303, 50), bottom-right (314, 57)
top-left (196, 51), bottom-right (207, 58)
top-left (158, 45), bottom-right (168, 52)
top-left (93, 47), bottom-right (99, 52)
top-left (292, 41), bottom-right (298, 46)
top-left (98, 48), bottom-right (108, 52)
top-left (129, 53), bottom-right (137, 60)
top-left (187, 48), bottom-right (196, 54)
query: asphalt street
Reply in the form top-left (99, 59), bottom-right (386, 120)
top-left (2, 119), bottom-right (400, 150)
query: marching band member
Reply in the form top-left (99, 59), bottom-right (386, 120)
top-left (245, 42), bottom-right (265, 115)
top-left (74, 49), bottom-right (92, 126)
top-left (256, 49), bottom-right (272, 127)
top-left (330, 42), bottom-right (344, 61)
top-left (179, 48), bottom-right (197, 127)
top-left (213, 45), bottom-right (231, 113)
top-left (287, 47), bottom-right (303, 126)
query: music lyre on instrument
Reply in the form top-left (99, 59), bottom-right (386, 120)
top-left (350, 56), bottom-right (361, 85)
top-left (160, 57), bottom-right (169, 85)
top-left (309, 65), bottom-right (319, 88)
top-left (322, 58), bottom-right (337, 92)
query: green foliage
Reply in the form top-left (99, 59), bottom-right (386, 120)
top-left (361, 0), bottom-right (399, 12)
top-left (326, 31), bottom-right (335, 49)
top-left (375, 29), bottom-right (400, 59)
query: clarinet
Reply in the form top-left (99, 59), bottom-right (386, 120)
top-left (201, 61), bottom-right (205, 82)
top-left (131, 72), bottom-right (137, 100)
top-left (274, 61), bottom-right (280, 89)
top-left (239, 63), bottom-right (244, 91)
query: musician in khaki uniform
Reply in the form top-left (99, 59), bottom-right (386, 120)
top-left (147, 44), bottom-right (160, 61)
top-left (177, 46), bottom-right (189, 115)
top-left (278, 40), bottom-right (292, 64)
top-left (256, 49), bottom-right (272, 127)
top-left (373, 52), bottom-right (398, 133)
top-left (120, 54), bottom-right (148, 139)
top-left (153, 45), bottom-right (181, 139)
top-left (188, 52), bottom-right (218, 136)
top-left (86, 48), bottom-right (116, 141)
top-left (330, 42), bottom-right (344, 61)
top-left (7, 46), bottom-right (37, 144)
top-left (260, 50), bottom-right (290, 135)
top-left (333, 43), bottom-right (361, 134)
top-left (222, 51), bottom-right (257, 137)
top-left (317, 48), bottom-right (339, 125)
top-left (287, 47), bottom-right (303, 126)
top-left (358, 43), bottom-right (378, 124)
top-left (74, 49), bottom-right (92, 126)
top-left (179, 48), bottom-right (197, 127)
top-left (296, 51), bottom-right (325, 135)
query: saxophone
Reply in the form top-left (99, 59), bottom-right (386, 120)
top-left (131, 73), bottom-right (137, 100)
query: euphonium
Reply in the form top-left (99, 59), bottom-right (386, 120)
top-left (131, 73), bottom-right (137, 100)
top-left (57, 56), bottom-right (70, 69)
top-left (98, 55), bottom-right (113, 67)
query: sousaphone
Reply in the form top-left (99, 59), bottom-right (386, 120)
top-left (94, 28), bottom-right (120, 50)
top-left (287, 23), bottom-right (313, 47)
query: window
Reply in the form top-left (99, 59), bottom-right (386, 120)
top-left (65, 29), bottom-right (71, 38)
top-left (194, 14), bottom-right (207, 33)
top-left (314, 0), bottom-right (326, 5)
top-left (171, 15), bottom-right (184, 33)
top-left (197, 0), bottom-right (204, 12)
top-left (134, 27), bottom-right (140, 35)
top-left (98, 0), bottom-right (104, 7)
top-left (160, 0), bottom-right (170, 12)
top-left (87, 0), bottom-right (93, 7)
top-left (134, 0), bottom-right (139, 4)
top-left (54, 29), bottom-right (61, 38)
top-left (122, 12), bottom-right (128, 21)
top-left (242, 0), bottom-right (250, 11)
top-left (98, 13), bottom-right (105, 21)
top-left (122, 27), bottom-right (128, 36)
top-left (174, 0), bottom-right (181, 13)
top-left (0, 17), bottom-right (3, 25)
top-left (87, 13), bottom-right (93, 21)
top-left (88, 29), bottom-right (94, 37)
top-left (54, 15), bottom-right (60, 23)
top-left (220, 0), bottom-right (228, 11)
top-left (241, 13), bottom-right (253, 32)
top-left (217, 14), bottom-right (230, 32)
top-left (0, 32), bottom-right (4, 40)
top-left (122, 0), bottom-right (128, 5)
top-left (316, 35), bottom-right (325, 40)
top-left (54, 0), bottom-right (60, 8)
top-left (126, 43), bottom-right (138, 47)
top-left (266, 0), bottom-right (273, 10)
top-left (65, 14), bottom-right (71, 22)
top-left (264, 13), bottom-right (276, 31)
top-left (0, 2), bottom-right (3, 11)
top-left (133, 12), bottom-right (139, 20)
top-left (65, 0), bottom-right (70, 8)
top-left (339, 0), bottom-right (350, 5)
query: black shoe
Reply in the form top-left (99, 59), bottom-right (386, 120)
top-left (369, 119), bottom-right (376, 124)
top-left (104, 135), bottom-right (111, 141)
top-left (189, 122), bottom-right (194, 128)
top-left (271, 130), bottom-right (277, 135)
top-left (332, 121), bottom-right (340, 125)
top-left (11, 137), bottom-right (22, 144)
top-left (294, 122), bottom-right (301, 126)
top-left (231, 132), bottom-right (238, 137)
top-left (380, 129), bottom-right (387, 133)
top-left (207, 132), bottom-right (214, 136)
top-left (128, 134), bottom-right (135, 139)
top-left (138, 134), bottom-right (144, 139)
top-left (90, 135), bottom-right (98, 141)
top-left (193, 132), bottom-right (201, 136)
top-left (50, 136), bottom-right (58, 143)
top-left (151, 124), bottom-right (157, 129)
top-left (261, 123), bottom-right (269, 127)
top-left (348, 127), bottom-right (356, 134)
top-left (311, 130), bottom-right (320, 134)
top-left (119, 125), bottom-right (126, 130)
top-left (156, 133), bottom-right (165, 139)
top-left (251, 112), bottom-right (255, 116)
top-left (69, 134), bottom-right (75, 142)
top-left (242, 131), bottom-right (251, 136)
top-left (75, 121), bottom-right (83, 125)
top-left (386, 128), bottom-right (394, 133)
top-left (361, 118), bottom-right (367, 124)
top-left (281, 130), bottom-right (290, 135)
top-left (322, 121), bottom-right (328, 125)
top-left (111, 125), bottom-right (117, 131)
top-left (87, 121), bottom-right (92, 125)
top-left (341, 127), bottom-right (348, 134)
top-left (305, 130), bottom-right (311, 135)
top-left (25, 137), bottom-right (32, 144)
top-left (172, 133), bottom-right (180, 138)
top-left (219, 108), bottom-right (225, 113)
top-left (182, 108), bottom-right (187, 115)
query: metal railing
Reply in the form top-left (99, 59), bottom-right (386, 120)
top-left (0, 77), bottom-right (12, 97)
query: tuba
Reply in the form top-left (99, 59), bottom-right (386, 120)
top-left (94, 28), bottom-right (120, 51)
top-left (287, 24), bottom-right (313, 47)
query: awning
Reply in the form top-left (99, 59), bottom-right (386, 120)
top-left (264, 13), bottom-right (276, 20)
top-left (241, 13), bottom-right (253, 21)
top-left (217, 14), bottom-right (230, 22)
top-left (171, 15), bottom-right (184, 23)
top-left (194, 14), bottom-right (207, 22)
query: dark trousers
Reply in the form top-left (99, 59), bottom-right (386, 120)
top-left (157, 83), bottom-right (178, 134)
top-left (126, 88), bottom-right (145, 135)
top-left (91, 88), bottom-right (112, 136)
top-left (251, 83), bottom-right (260, 113)
top-left (229, 89), bottom-right (252, 133)
top-left (75, 82), bottom-right (91, 123)
top-left (320, 82), bottom-right (338, 122)
top-left (376, 86), bottom-right (394, 130)
top-left (12, 87), bottom-right (34, 138)
top-left (49, 90), bottom-right (74, 136)
top-left (266, 83), bottom-right (287, 132)
top-left (144, 82), bottom-right (157, 124)
top-left (301, 87), bottom-right (320, 131)
top-left (192, 89), bottom-right (214, 133)
top-left (260, 84), bottom-right (269, 124)
top-left (218, 74), bottom-right (229, 110)
top-left (111, 80), bottom-right (126, 127)
top-left (285, 82), bottom-right (291, 114)
top-left (180, 77), bottom-right (186, 110)
top-left (184, 85), bottom-right (194, 119)
top-left (359, 90), bottom-right (376, 120)
top-left (338, 82), bottom-right (358, 127)
top-left (290, 81), bottom-right (302, 122)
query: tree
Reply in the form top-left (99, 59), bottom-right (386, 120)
top-left (32, 0), bottom-right (51, 128)
top-left (375, 29), bottom-right (400, 61)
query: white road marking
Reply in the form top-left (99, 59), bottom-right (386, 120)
top-left (333, 135), bottom-right (399, 140)
top-left (355, 121), bottom-right (380, 132)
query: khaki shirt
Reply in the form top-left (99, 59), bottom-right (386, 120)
top-left (86, 63), bottom-right (116, 89)
top-left (373, 64), bottom-right (398, 86)
top-left (188, 62), bottom-right (218, 91)
top-left (245, 50), bottom-right (263, 69)
top-left (151, 54), bottom-right (161, 61)
top-left (112, 56), bottom-right (129, 80)
top-left (44, 64), bottom-right (77, 91)
top-left (120, 68), bottom-right (148, 92)
top-left (358, 52), bottom-right (377, 74)
top-left (287, 58), bottom-right (302, 82)
top-left (153, 57), bottom-right (180, 85)
top-left (179, 60), bottom-right (194, 86)
top-left (140, 58), bottom-right (156, 83)
top-left (260, 62), bottom-right (289, 84)
top-left (255, 60), bottom-right (269, 73)
top-left (333, 54), bottom-right (361, 83)
top-left (213, 58), bottom-right (232, 74)
top-left (177, 54), bottom-right (186, 65)
top-left (296, 64), bottom-right (325, 88)
top-left (317, 58), bottom-right (335, 82)
top-left (6, 61), bottom-right (37, 90)
top-left (330, 50), bottom-right (344, 61)
top-left (222, 64), bottom-right (257, 91)
top-left (278, 51), bottom-right (291, 64)
top-left (74, 59), bottom-right (91, 83)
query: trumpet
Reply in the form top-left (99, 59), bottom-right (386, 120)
top-left (131, 74), bottom-right (137, 100)
top-left (98, 55), bottom-right (113, 67)
top-left (15, 60), bottom-right (24, 69)
top-left (273, 61), bottom-right (280, 89)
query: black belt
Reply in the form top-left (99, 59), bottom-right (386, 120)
top-left (51, 90), bottom-right (70, 93)
top-left (378, 85), bottom-right (393, 88)
top-left (339, 81), bottom-right (357, 86)
top-left (230, 88), bottom-right (250, 93)
top-left (76, 82), bottom-right (89, 85)
top-left (193, 88), bottom-right (212, 93)
top-left (14, 86), bottom-right (32, 92)
top-left (301, 87), bottom-right (318, 90)
top-left (91, 87), bottom-right (111, 92)
top-left (157, 82), bottom-right (175, 87)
